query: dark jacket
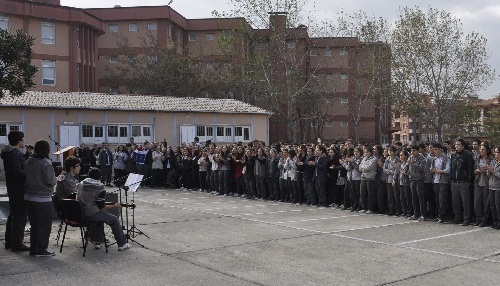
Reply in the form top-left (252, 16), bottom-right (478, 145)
top-left (303, 155), bottom-right (316, 182)
top-left (98, 148), bottom-right (113, 166)
top-left (1, 145), bottom-right (26, 199)
top-left (267, 156), bottom-right (280, 178)
top-left (314, 154), bottom-right (329, 184)
top-left (450, 149), bottom-right (474, 183)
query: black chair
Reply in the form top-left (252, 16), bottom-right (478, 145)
top-left (59, 199), bottom-right (108, 257)
top-left (51, 194), bottom-right (64, 245)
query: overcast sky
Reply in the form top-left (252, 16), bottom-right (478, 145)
top-left (63, 0), bottom-right (500, 99)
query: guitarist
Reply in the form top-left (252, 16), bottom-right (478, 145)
top-left (76, 168), bottom-right (130, 251)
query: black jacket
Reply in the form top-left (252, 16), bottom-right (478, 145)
top-left (450, 149), bottom-right (474, 183)
top-left (1, 145), bottom-right (26, 199)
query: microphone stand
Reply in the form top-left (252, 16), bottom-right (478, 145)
top-left (48, 135), bottom-right (63, 149)
top-left (123, 177), bottom-right (152, 247)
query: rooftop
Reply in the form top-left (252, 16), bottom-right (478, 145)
top-left (0, 91), bottom-right (271, 114)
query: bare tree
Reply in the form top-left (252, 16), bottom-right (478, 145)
top-left (392, 6), bottom-right (496, 143)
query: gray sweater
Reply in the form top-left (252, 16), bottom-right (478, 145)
top-left (24, 157), bottom-right (57, 202)
top-left (77, 178), bottom-right (105, 216)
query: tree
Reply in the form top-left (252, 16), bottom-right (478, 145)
top-left (392, 7), bottom-right (496, 144)
top-left (103, 32), bottom-right (201, 97)
top-left (213, 0), bottom-right (336, 143)
top-left (331, 11), bottom-right (392, 144)
top-left (0, 29), bottom-right (37, 98)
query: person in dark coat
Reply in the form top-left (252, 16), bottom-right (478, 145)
top-left (1, 130), bottom-right (29, 251)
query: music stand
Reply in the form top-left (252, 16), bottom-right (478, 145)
top-left (123, 174), bottom-right (150, 247)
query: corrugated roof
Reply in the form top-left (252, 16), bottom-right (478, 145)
top-left (0, 91), bottom-right (271, 115)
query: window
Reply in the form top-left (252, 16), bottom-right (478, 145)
top-left (197, 126), bottom-right (205, 136)
top-left (225, 128), bottom-right (231, 136)
top-left (325, 74), bottom-right (333, 81)
top-left (108, 126), bottom-right (118, 137)
top-left (147, 22), bottom-right (157, 31)
top-left (128, 23), bottom-right (137, 31)
top-left (325, 48), bottom-right (333, 56)
top-left (94, 126), bottom-right (104, 138)
top-left (206, 63), bottom-right (214, 70)
top-left (109, 56), bottom-right (118, 63)
top-left (325, 121), bottom-right (333, 128)
top-left (189, 34), bottom-right (197, 41)
top-left (394, 134), bottom-right (401, 141)
top-left (309, 49), bottom-right (318, 56)
top-left (340, 73), bottom-right (348, 80)
top-left (394, 111), bottom-right (400, 119)
top-left (325, 97), bottom-right (333, 104)
top-left (435, 134), bottom-right (439, 141)
top-left (0, 124), bottom-right (7, 136)
top-left (224, 63), bottom-right (232, 69)
top-left (216, 127), bottom-right (224, 136)
top-left (109, 87), bottom-right (119, 94)
top-left (340, 97), bottom-right (348, 104)
top-left (235, 127), bottom-right (242, 136)
top-left (132, 126), bottom-right (141, 137)
top-left (243, 128), bottom-right (250, 141)
top-left (0, 14), bottom-right (9, 31)
top-left (206, 33), bottom-right (215, 41)
top-left (254, 42), bottom-right (263, 50)
top-left (206, 126), bottom-right (213, 137)
top-left (42, 60), bottom-right (55, 85)
top-left (341, 121), bottom-right (348, 128)
top-left (82, 125), bottom-right (93, 137)
top-left (120, 127), bottom-right (127, 137)
top-left (287, 42), bottom-right (296, 49)
top-left (41, 19), bottom-right (55, 44)
top-left (340, 50), bottom-right (348, 56)
top-left (178, 31), bottom-right (183, 43)
top-left (147, 55), bottom-right (158, 62)
top-left (109, 24), bottom-right (118, 32)
top-left (311, 120), bottom-right (318, 127)
top-left (142, 126), bottom-right (151, 137)
top-left (168, 25), bottom-right (173, 38)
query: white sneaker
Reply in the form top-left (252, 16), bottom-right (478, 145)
top-left (118, 243), bottom-right (130, 251)
top-left (366, 210), bottom-right (373, 214)
top-left (359, 210), bottom-right (366, 213)
top-left (94, 242), bottom-right (103, 250)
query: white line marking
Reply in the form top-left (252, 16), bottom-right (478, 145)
top-left (398, 229), bottom-right (485, 245)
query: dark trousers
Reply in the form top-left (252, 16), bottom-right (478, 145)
top-left (296, 173), bottom-right (305, 203)
top-left (211, 170), bottom-right (219, 193)
top-left (152, 168), bottom-right (164, 187)
top-left (349, 180), bottom-right (360, 210)
top-left (113, 168), bottom-right (126, 187)
top-left (410, 179), bottom-right (426, 217)
top-left (434, 183), bottom-right (450, 220)
top-left (343, 182), bottom-right (351, 207)
top-left (26, 200), bottom-right (52, 255)
top-left (377, 180), bottom-right (387, 213)
top-left (235, 175), bottom-right (244, 195)
top-left (474, 185), bottom-right (490, 223)
top-left (425, 182), bottom-right (436, 217)
top-left (101, 165), bottom-right (112, 185)
top-left (5, 195), bottom-right (28, 249)
top-left (199, 171), bottom-right (208, 191)
top-left (245, 176), bottom-right (257, 198)
top-left (387, 183), bottom-right (401, 214)
top-left (305, 181), bottom-right (317, 205)
top-left (267, 177), bottom-right (279, 199)
top-left (86, 210), bottom-right (126, 247)
top-left (315, 180), bottom-right (328, 206)
top-left (451, 182), bottom-right (471, 222)
top-left (360, 179), bottom-right (375, 211)
top-left (490, 189), bottom-right (500, 223)
top-left (399, 185), bottom-right (413, 216)
top-left (219, 170), bottom-right (230, 194)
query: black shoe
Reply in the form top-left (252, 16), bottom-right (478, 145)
top-left (461, 221), bottom-right (470, 226)
top-left (32, 250), bottom-right (55, 257)
top-left (437, 219), bottom-right (445, 224)
top-left (452, 220), bottom-right (462, 224)
top-left (474, 221), bottom-right (481, 226)
top-left (479, 222), bottom-right (488, 227)
top-left (12, 244), bottom-right (30, 252)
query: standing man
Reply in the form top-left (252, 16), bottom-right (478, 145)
top-left (450, 139), bottom-right (474, 226)
top-left (408, 145), bottom-right (427, 221)
top-left (1, 130), bottom-right (29, 251)
top-left (99, 142), bottom-right (113, 187)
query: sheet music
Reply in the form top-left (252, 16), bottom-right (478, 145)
top-left (124, 173), bottom-right (144, 192)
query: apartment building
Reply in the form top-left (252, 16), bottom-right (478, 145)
top-left (0, 0), bottom-right (103, 92)
top-left (1, 0), bottom-right (390, 144)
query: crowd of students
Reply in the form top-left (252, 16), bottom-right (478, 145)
top-left (74, 137), bottom-right (500, 229)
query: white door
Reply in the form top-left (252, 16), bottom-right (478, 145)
top-left (59, 125), bottom-right (80, 148)
top-left (180, 126), bottom-right (196, 145)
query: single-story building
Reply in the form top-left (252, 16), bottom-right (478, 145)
top-left (0, 91), bottom-right (271, 176)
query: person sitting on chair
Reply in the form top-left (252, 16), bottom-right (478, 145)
top-left (54, 156), bottom-right (81, 200)
top-left (76, 168), bottom-right (130, 251)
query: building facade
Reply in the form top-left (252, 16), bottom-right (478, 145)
top-left (1, 0), bottom-right (390, 144)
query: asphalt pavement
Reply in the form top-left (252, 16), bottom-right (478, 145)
top-left (1, 182), bottom-right (499, 286)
